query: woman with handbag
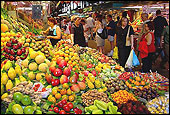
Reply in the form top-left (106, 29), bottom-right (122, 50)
top-left (94, 15), bottom-right (105, 53)
top-left (138, 21), bottom-right (155, 73)
top-left (116, 17), bottom-right (134, 67)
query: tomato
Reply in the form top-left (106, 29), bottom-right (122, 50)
top-left (49, 66), bottom-right (56, 73)
top-left (78, 109), bottom-right (82, 114)
top-left (63, 105), bottom-right (70, 112)
top-left (73, 108), bottom-right (79, 113)
top-left (54, 107), bottom-right (59, 113)
top-left (51, 104), bottom-right (54, 108)
top-left (49, 109), bottom-right (53, 111)
top-left (61, 99), bottom-right (67, 105)
top-left (59, 110), bottom-right (66, 114)
top-left (57, 102), bottom-right (63, 108)
top-left (67, 102), bottom-right (73, 109)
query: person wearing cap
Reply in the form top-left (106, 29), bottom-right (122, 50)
top-left (41, 17), bottom-right (62, 47)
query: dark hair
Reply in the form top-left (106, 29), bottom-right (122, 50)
top-left (117, 16), bottom-right (120, 21)
top-left (122, 11), bottom-right (127, 18)
top-left (107, 14), bottom-right (112, 19)
top-left (156, 10), bottom-right (161, 15)
top-left (48, 17), bottom-right (56, 24)
top-left (146, 21), bottom-right (155, 31)
top-left (118, 17), bottom-right (129, 27)
top-left (80, 19), bottom-right (86, 23)
top-left (96, 15), bottom-right (102, 22)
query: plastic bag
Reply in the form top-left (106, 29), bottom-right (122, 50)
top-left (132, 50), bottom-right (140, 67)
top-left (112, 46), bottom-right (118, 59)
top-left (125, 49), bottom-right (133, 68)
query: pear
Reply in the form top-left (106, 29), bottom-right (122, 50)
top-left (8, 67), bottom-right (16, 80)
top-left (1, 73), bottom-right (9, 85)
top-left (6, 80), bottom-right (13, 91)
top-left (19, 76), bottom-right (26, 82)
top-left (4, 61), bottom-right (12, 71)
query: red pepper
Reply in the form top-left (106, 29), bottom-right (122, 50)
top-left (42, 88), bottom-right (46, 92)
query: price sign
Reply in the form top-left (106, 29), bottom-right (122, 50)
top-left (32, 5), bottom-right (42, 19)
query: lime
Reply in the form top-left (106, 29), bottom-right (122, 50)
top-left (35, 110), bottom-right (42, 114)
top-left (8, 101), bottom-right (16, 112)
top-left (12, 104), bottom-right (23, 114)
top-left (21, 95), bottom-right (32, 106)
top-left (36, 106), bottom-right (41, 110)
top-left (13, 92), bottom-right (23, 102)
top-left (24, 106), bottom-right (34, 114)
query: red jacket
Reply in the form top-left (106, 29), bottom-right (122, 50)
top-left (138, 32), bottom-right (155, 58)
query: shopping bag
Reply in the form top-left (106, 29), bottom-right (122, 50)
top-left (112, 46), bottom-right (118, 59)
top-left (132, 50), bottom-right (140, 67)
top-left (125, 49), bottom-right (133, 68)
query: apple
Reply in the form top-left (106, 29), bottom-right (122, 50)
top-left (69, 76), bottom-right (77, 84)
top-left (71, 84), bottom-right (80, 93)
top-left (60, 75), bottom-right (69, 84)
top-left (45, 73), bottom-right (53, 84)
top-left (77, 82), bottom-right (86, 90)
top-left (51, 79), bottom-right (60, 86)
top-left (63, 67), bottom-right (71, 77)
top-left (53, 68), bottom-right (63, 77)
top-left (59, 60), bottom-right (67, 68)
top-left (17, 49), bottom-right (22, 56)
top-left (56, 57), bottom-right (63, 65)
top-left (6, 42), bottom-right (12, 47)
top-left (10, 49), bottom-right (15, 55)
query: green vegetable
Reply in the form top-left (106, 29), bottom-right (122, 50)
top-left (92, 109), bottom-right (103, 114)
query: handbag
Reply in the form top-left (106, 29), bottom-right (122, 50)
top-left (125, 26), bottom-right (131, 46)
top-left (112, 37), bottom-right (118, 59)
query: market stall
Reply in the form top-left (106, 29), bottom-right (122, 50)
top-left (1, 1), bottom-right (169, 114)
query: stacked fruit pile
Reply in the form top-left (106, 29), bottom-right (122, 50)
top-left (111, 90), bottom-right (137, 104)
top-left (118, 100), bottom-right (151, 114)
top-left (133, 87), bottom-right (159, 101)
top-left (85, 100), bottom-right (121, 114)
top-left (105, 78), bottom-right (129, 94)
top-left (1, 37), bottom-right (29, 61)
top-left (81, 89), bottom-right (110, 106)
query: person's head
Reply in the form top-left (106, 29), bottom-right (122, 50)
top-left (80, 19), bottom-right (86, 25)
top-left (156, 10), bottom-right (161, 16)
top-left (96, 15), bottom-right (102, 22)
top-left (75, 17), bottom-right (81, 25)
top-left (141, 13), bottom-right (148, 22)
top-left (48, 17), bottom-right (56, 27)
top-left (107, 14), bottom-right (112, 21)
top-left (144, 21), bottom-right (154, 32)
top-left (118, 17), bottom-right (129, 27)
top-left (63, 19), bottom-right (67, 24)
top-left (122, 11), bottom-right (127, 18)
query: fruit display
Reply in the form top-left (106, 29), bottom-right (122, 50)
top-left (105, 78), bottom-right (129, 94)
top-left (85, 100), bottom-right (121, 114)
top-left (30, 40), bottom-right (53, 60)
top-left (1, 6), bottom-right (169, 114)
top-left (133, 87), bottom-right (159, 101)
top-left (118, 100), bottom-right (151, 114)
top-left (81, 89), bottom-right (110, 106)
top-left (125, 76), bottom-right (149, 90)
top-left (111, 90), bottom-right (137, 104)
top-left (2, 81), bottom-right (42, 104)
top-left (146, 96), bottom-right (169, 114)
top-left (1, 37), bottom-right (29, 61)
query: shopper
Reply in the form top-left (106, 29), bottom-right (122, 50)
top-left (115, 16), bottom-right (120, 27)
top-left (80, 19), bottom-right (89, 46)
top-left (71, 17), bottom-right (86, 47)
top-left (61, 19), bottom-right (70, 34)
top-left (102, 15), bottom-right (107, 27)
top-left (86, 14), bottom-right (95, 40)
top-left (160, 25), bottom-right (169, 70)
top-left (94, 15), bottom-right (105, 54)
top-left (106, 14), bottom-right (116, 56)
top-left (116, 17), bottom-right (134, 67)
top-left (41, 17), bottom-right (62, 47)
top-left (153, 10), bottom-right (168, 68)
top-left (139, 21), bottom-right (155, 73)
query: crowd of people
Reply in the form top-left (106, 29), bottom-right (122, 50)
top-left (41, 10), bottom-right (169, 73)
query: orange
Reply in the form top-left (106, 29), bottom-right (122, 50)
top-left (1, 24), bottom-right (8, 33)
top-left (65, 50), bottom-right (69, 54)
top-left (72, 62), bottom-right (76, 66)
top-left (60, 89), bottom-right (67, 95)
top-left (52, 90), bottom-right (58, 95)
top-left (1, 37), bottom-right (6, 42)
top-left (68, 95), bottom-right (74, 102)
top-left (63, 83), bottom-right (69, 89)
top-left (70, 52), bottom-right (74, 56)
top-left (135, 76), bottom-right (141, 81)
top-left (65, 46), bottom-right (69, 50)
top-left (141, 81), bottom-right (145, 85)
top-left (67, 88), bottom-right (72, 95)
top-left (55, 93), bottom-right (61, 99)
top-left (65, 57), bottom-right (69, 62)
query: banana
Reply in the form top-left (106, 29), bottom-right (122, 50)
top-left (95, 100), bottom-right (107, 111)
top-left (92, 110), bottom-right (103, 114)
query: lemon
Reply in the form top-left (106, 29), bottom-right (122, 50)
top-left (1, 93), bottom-right (8, 100)
top-left (36, 73), bottom-right (45, 81)
top-left (29, 62), bottom-right (38, 71)
top-left (28, 71), bottom-right (35, 80)
top-left (1, 73), bottom-right (9, 85)
top-left (8, 67), bottom-right (16, 80)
